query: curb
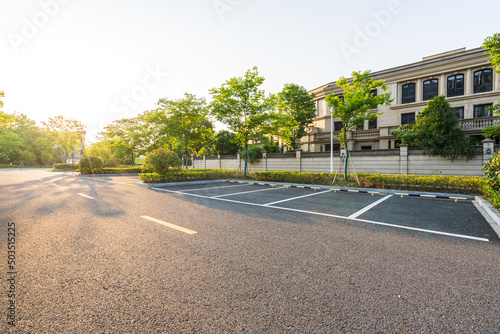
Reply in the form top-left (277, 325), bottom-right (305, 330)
top-left (220, 179), bottom-right (475, 201)
top-left (474, 196), bottom-right (500, 237)
top-left (137, 180), bottom-right (222, 188)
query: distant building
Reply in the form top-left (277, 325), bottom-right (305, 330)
top-left (302, 47), bottom-right (500, 152)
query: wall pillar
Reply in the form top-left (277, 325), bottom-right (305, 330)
top-left (263, 152), bottom-right (267, 171)
top-left (400, 144), bottom-right (408, 175)
top-left (218, 154), bottom-right (222, 169)
top-left (296, 149), bottom-right (302, 172)
top-left (203, 154), bottom-right (206, 169)
top-left (482, 138), bottom-right (495, 164)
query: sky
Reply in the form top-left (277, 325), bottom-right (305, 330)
top-left (1, 0), bottom-right (499, 143)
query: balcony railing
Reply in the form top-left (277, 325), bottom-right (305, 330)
top-left (352, 129), bottom-right (380, 139)
top-left (461, 117), bottom-right (500, 131)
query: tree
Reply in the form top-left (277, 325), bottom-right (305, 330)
top-left (214, 130), bottom-right (240, 155)
top-left (325, 70), bottom-right (393, 179)
top-left (156, 93), bottom-right (213, 169)
top-left (0, 131), bottom-right (23, 164)
top-left (274, 83), bottom-right (316, 150)
top-left (413, 95), bottom-right (477, 161)
top-left (0, 91), bottom-right (13, 128)
top-left (99, 117), bottom-right (144, 166)
top-left (42, 115), bottom-right (86, 162)
top-left (209, 66), bottom-right (273, 175)
top-left (482, 33), bottom-right (500, 138)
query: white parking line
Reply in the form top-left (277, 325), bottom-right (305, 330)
top-left (263, 190), bottom-right (331, 206)
top-left (175, 184), bottom-right (248, 192)
top-left (151, 186), bottom-right (489, 243)
top-left (140, 215), bottom-right (197, 235)
top-left (212, 187), bottom-right (284, 198)
top-left (77, 193), bottom-right (95, 199)
top-left (349, 195), bottom-right (393, 219)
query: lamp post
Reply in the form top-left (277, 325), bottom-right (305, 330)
top-left (330, 107), bottom-right (333, 173)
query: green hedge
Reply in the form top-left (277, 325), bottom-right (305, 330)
top-left (79, 167), bottom-right (142, 175)
top-left (139, 169), bottom-right (245, 183)
top-left (53, 163), bottom-right (78, 169)
top-left (138, 169), bottom-right (486, 195)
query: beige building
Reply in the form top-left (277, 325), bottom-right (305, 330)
top-left (301, 47), bottom-right (500, 152)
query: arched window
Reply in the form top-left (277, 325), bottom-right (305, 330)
top-left (474, 69), bottom-right (493, 93)
top-left (402, 83), bottom-right (415, 104)
top-left (423, 79), bottom-right (439, 101)
top-left (447, 74), bottom-right (464, 97)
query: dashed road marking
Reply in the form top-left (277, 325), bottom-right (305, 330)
top-left (77, 193), bottom-right (95, 199)
top-left (140, 215), bottom-right (197, 235)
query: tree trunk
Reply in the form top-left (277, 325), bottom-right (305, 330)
top-left (344, 130), bottom-right (349, 180)
top-left (243, 140), bottom-right (248, 176)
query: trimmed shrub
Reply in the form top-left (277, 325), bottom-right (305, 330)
top-left (142, 148), bottom-right (181, 174)
top-left (53, 163), bottom-right (78, 169)
top-left (78, 156), bottom-right (103, 174)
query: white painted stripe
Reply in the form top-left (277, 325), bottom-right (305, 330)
top-left (349, 195), bottom-right (393, 219)
top-left (421, 195), bottom-right (436, 198)
top-left (151, 186), bottom-right (489, 242)
top-left (348, 190), bottom-right (359, 193)
top-left (81, 176), bottom-right (137, 186)
top-left (212, 186), bottom-right (283, 198)
top-left (395, 193), bottom-right (408, 196)
top-left (52, 184), bottom-right (61, 187)
top-left (263, 190), bottom-right (331, 206)
top-left (266, 205), bottom-right (490, 243)
top-left (173, 184), bottom-right (247, 192)
top-left (140, 215), bottom-right (197, 235)
top-left (77, 193), bottom-right (95, 199)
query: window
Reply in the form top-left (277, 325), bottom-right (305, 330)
top-left (361, 146), bottom-right (372, 150)
top-left (356, 123), bottom-right (364, 131)
top-left (474, 69), bottom-right (493, 93)
top-left (402, 83), bottom-right (416, 104)
top-left (447, 74), bottom-right (464, 97)
top-left (454, 107), bottom-right (464, 119)
top-left (368, 118), bottom-right (377, 129)
top-left (325, 144), bottom-right (331, 152)
top-left (423, 79), bottom-right (439, 101)
top-left (334, 121), bottom-right (343, 132)
top-left (401, 112), bottom-right (415, 125)
top-left (474, 104), bottom-right (493, 118)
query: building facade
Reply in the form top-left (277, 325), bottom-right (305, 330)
top-left (301, 47), bottom-right (500, 152)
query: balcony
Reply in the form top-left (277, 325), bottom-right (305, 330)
top-left (461, 117), bottom-right (500, 131)
top-left (351, 129), bottom-right (380, 139)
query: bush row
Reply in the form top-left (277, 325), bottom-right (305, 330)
top-left (53, 163), bottom-right (78, 169)
top-left (138, 169), bottom-right (486, 195)
top-left (139, 169), bottom-right (245, 183)
top-left (78, 167), bottom-right (142, 175)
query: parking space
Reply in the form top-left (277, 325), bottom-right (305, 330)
top-left (152, 181), bottom-right (499, 243)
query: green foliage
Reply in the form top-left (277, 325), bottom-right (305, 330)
top-left (414, 95), bottom-right (477, 161)
top-left (155, 93), bottom-right (213, 167)
top-left (78, 156), bottom-right (103, 173)
top-left (99, 117), bottom-right (144, 165)
top-left (326, 70), bottom-right (393, 148)
top-left (0, 130), bottom-right (23, 162)
top-left (139, 169), bottom-right (245, 183)
top-left (273, 83), bottom-right (316, 149)
top-left (142, 148), bottom-right (181, 175)
top-left (53, 163), bottom-right (78, 169)
top-left (209, 66), bottom-right (274, 174)
top-left (390, 124), bottom-right (418, 146)
top-left (240, 145), bottom-right (263, 163)
top-left (482, 153), bottom-right (500, 208)
top-left (214, 130), bottom-right (240, 155)
top-left (42, 115), bottom-right (86, 162)
top-left (482, 33), bottom-right (500, 114)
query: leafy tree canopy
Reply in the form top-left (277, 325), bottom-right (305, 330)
top-left (209, 66), bottom-right (273, 174)
top-left (482, 33), bottom-right (500, 114)
top-left (274, 83), bottom-right (316, 150)
top-left (414, 95), bottom-right (477, 161)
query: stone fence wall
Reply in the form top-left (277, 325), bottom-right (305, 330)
top-left (191, 140), bottom-right (496, 177)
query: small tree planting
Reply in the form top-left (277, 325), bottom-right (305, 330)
top-left (142, 148), bottom-right (181, 175)
top-left (79, 156), bottom-right (103, 174)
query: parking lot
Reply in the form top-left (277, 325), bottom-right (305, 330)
top-left (150, 180), bottom-right (499, 243)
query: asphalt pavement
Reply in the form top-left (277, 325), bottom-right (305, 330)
top-left (1, 168), bottom-right (499, 333)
